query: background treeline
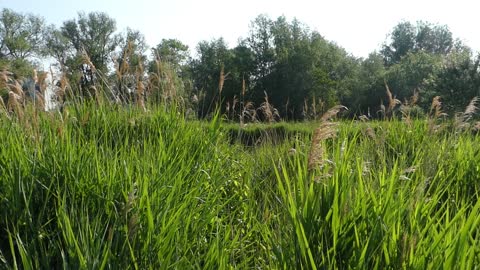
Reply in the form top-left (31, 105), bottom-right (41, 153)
top-left (1, 8), bottom-right (479, 120)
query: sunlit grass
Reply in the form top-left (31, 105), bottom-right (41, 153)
top-left (1, 103), bottom-right (480, 269)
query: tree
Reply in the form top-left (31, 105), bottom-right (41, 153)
top-left (61, 12), bottom-right (120, 72)
top-left (191, 38), bottom-right (232, 117)
top-left (43, 25), bottom-right (74, 71)
top-left (240, 15), bottom-right (361, 120)
top-left (246, 15), bottom-right (275, 84)
top-left (381, 21), bottom-right (416, 66)
top-left (351, 52), bottom-right (386, 115)
top-left (0, 8), bottom-right (46, 60)
top-left (434, 50), bottom-right (480, 113)
top-left (152, 39), bottom-right (190, 74)
top-left (415, 21), bottom-right (453, 55)
top-left (381, 21), bottom-right (455, 66)
top-left (384, 51), bottom-right (442, 111)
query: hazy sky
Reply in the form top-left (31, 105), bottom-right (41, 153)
top-left (2, 0), bottom-right (479, 58)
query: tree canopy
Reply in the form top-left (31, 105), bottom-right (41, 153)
top-left (1, 8), bottom-right (479, 119)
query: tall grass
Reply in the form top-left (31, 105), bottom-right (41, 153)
top-left (1, 100), bottom-right (480, 268)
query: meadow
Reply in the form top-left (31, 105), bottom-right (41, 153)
top-left (1, 99), bottom-right (480, 269)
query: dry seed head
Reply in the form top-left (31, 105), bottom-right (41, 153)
top-left (192, 94), bottom-right (198, 103)
top-left (473, 121), bottom-right (480, 131)
top-left (359, 115), bottom-right (369, 122)
top-left (411, 89), bottom-right (419, 106)
top-left (218, 65), bottom-right (225, 95)
top-left (385, 81), bottom-right (401, 112)
top-left (362, 161), bottom-right (371, 176)
top-left (430, 96), bottom-right (445, 118)
top-left (81, 49), bottom-right (97, 72)
top-left (321, 105), bottom-right (347, 121)
top-left (403, 114), bottom-right (413, 128)
top-left (259, 91), bottom-right (279, 122)
top-left (303, 99), bottom-right (308, 117)
top-left (379, 102), bottom-right (386, 115)
top-left (385, 81), bottom-right (394, 110)
top-left (135, 60), bottom-right (146, 111)
top-left (232, 95), bottom-right (238, 111)
top-left (9, 81), bottom-right (24, 97)
top-left (403, 166), bottom-right (417, 174)
top-left (33, 69), bottom-right (38, 83)
top-left (242, 76), bottom-right (246, 96)
top-left (0, 96), bottom-right (7, 114)
top-left (463, 96), bottom-right (478, 118)
top-left (225, 101), bottom-right (230, 113)
top-left (308, 105), bottom-right (346, 171)
top-left (0, 70), bottom-right (11, 88)
top-left (242, 101), bottom-right (257, 122)
top-left (7, 91), bottom-right (24, 120)
top-left (365, 126), bottom-right (376, 140)
top-left (308, 121), bottom-right (337, 170)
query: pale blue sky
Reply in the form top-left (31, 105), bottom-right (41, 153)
top-left (1, 0), bottom-right (479, 58)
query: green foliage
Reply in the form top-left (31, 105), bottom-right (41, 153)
top-left (0, 8), bottom-right (46, 60)
top-left (351, 52), bottom-right (386, 114)
top-left (385, 51), bottom-right (442, 109)
top-left (61, 11), bottom-right (120, 72)
top-left (152, 38), bottom-right (190, 74)
top-left (43, 25), bottom-right (73, 70)
top-left (117, 28), bottom-right (148, 72)
top-left (381, 21), bottom-right (455, 66)
top-left (2, 105), bottom-right (480, 268)
top-left (434, 51), bottom-right (480, 113)
top-left (191, 38), bottom-right (232, 117)
top-left (2, 7), bottom-right (480, 121)
top-left (148, 39), bottom-right (193, 108)
top-left (0, 57), bottom-right (35, 79)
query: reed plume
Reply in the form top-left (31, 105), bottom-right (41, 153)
top-left (308, 105), bottom-right (347, 171)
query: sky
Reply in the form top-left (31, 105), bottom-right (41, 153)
top-left (1, 0), bottom-right (479, 58)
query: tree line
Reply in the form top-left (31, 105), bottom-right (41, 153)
top-left (1, 8), bottom-right (479, 120)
